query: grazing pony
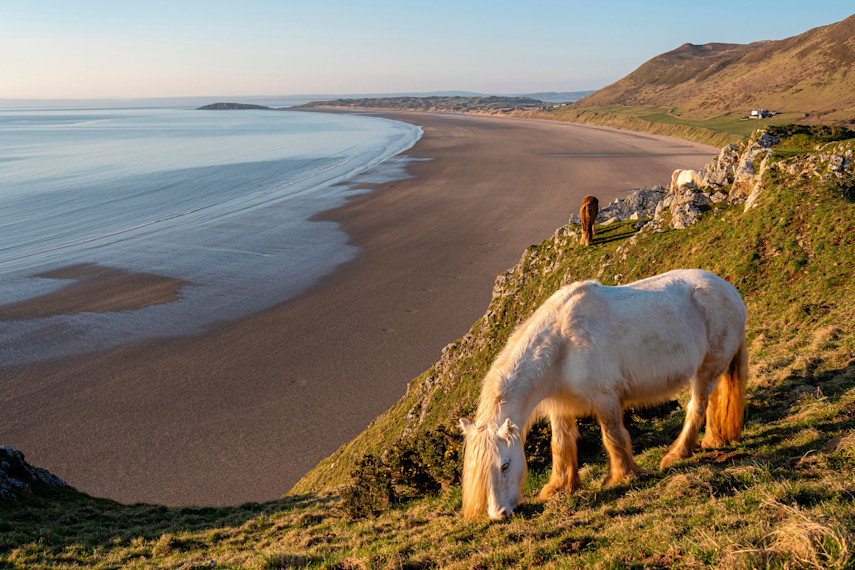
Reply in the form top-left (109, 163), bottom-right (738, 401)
top-left (579, 195), bottom-right (599, 246)
top-left (670, 169), bottom-right (705, 193)
top-left (459, 269), bottom-right (747, 520)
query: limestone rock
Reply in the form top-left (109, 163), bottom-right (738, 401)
top-left (595, 187), bottom-right (666, 223)
top-left (672, 185), bottom-right (709, 206)
top-left (670, 203), bottom-right (702, 229)
top-left (757, 131), bottom-right (782, 148)
top-left (1, 447), bottom-right (75, 501)
top-left (699, 143), bottom-right (739, 188)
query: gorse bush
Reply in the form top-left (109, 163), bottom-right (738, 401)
top-left (341, 424), bottom-right (464, 516)
top-left (387, 424), bottom-right (462, 493)
top-left (339, 454), bottom-right (395, 519)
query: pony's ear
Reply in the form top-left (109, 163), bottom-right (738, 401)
top-left (459, 418), bottom-right (474, 435)
top-left (498, 418), bottom-right (518, 441)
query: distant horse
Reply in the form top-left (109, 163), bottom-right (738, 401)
top-left (459, 269), bottom-right (747, 520)
top-left (579, 195), bottom-right (598, 246)
top-left (670, 169), bottom-right (705, 193)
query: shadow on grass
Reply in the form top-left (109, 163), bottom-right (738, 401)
top-left (744, 360), bottom-right (855, 451)
top-left (0, 486), bottom-right (335, 554)
top-left (589, 222), bottom-right (640, 246)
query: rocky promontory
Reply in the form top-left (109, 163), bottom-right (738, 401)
top-left (196, 102), bottom-right (271, 110)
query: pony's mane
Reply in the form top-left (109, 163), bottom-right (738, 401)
top-left (474, 282), bottom-right (594, 427)
top-left (461, 426), bottom-right (498, 520)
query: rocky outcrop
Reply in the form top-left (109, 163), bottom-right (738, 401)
top-left (568, 187), bottom-right (666, 226)
top-left (698, 130), bottom-right (781, 209)
top-left (770, 141), bottom-right (854, 200)
top-left (1, 447), bottom-right (75, 501)
top-left (566, 127), bottom-right (848, 233)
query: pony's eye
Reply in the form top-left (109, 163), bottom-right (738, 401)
top-left (501, 461), bottom-right (510, 472)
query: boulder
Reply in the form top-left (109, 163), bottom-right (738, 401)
top-left (699, 143), bottom-right (739, 188)
top-left (1, 446), bottom-right (75, 501)
top-left (757, 131), bottom-right (782, 148)
top-left (731, 145), bottom-right (772, 200)
top-left (595, 187), bottom-right (667, 223)
top-left (670, 203), bottom-right (702, 229)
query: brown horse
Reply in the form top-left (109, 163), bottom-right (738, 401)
top-left (580, 195), bottom-right (598, 246)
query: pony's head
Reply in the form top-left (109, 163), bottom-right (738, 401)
top-left (459, 417), bottom-right (526, 520)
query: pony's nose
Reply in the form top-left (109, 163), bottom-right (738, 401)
top-left (496, 507), bottom-right (510, 519)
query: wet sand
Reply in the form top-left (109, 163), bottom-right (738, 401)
top-left (0, 264), bottom-right (190, 320)
top-left (0, 112), bottom-right (716, 505)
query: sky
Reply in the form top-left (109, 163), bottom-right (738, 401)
top-left (2, 1), bottom-right (853, 100)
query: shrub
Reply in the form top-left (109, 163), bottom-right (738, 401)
top-left (339, 455), bottom-right (395, 519)
top-left (387, 424), bottom-right (462, 493)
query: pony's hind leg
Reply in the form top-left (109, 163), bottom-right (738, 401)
top-left (660, 366), bottom-right (722, 469)
top-left (539, 413), bottom-right (581, 500)
top-left (595, 400), bottom-right (646, 485)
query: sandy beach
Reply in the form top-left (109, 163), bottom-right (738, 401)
top-left (1, 111), bottom-right (716, 506)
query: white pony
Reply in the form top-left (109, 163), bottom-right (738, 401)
top-left (459, 269), bottom-right (747, 520)
top-left (670, 169), bottom-right (705, 193)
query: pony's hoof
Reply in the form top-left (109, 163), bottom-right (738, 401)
top-left (700, 435), bottom-right (725, 449)
top-left (539, 480), bottom-right (581, 500)
top-left (659, 453), bottom-right (685, 469)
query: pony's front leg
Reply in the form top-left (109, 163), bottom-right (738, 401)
top-left (539, 414), bottom-right (581, 500)
top-left (596, 401), bottom-right (647, 485)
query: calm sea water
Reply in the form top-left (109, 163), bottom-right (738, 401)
top-left (0, 105), bottom-right (421, 365)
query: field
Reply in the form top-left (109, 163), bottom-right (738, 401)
top-left (515, 104), bottom-right (809, 148)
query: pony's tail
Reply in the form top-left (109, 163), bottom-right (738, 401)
top-left (702, 333), bottom-right (748, 448)
top-left (581, 224), bottom-right (594, 247)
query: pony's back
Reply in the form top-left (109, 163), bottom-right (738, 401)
top-left (557, 270), bottom-right (746, 408)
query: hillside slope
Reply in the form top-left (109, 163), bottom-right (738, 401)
top-left (293, 125), bottom-right (855, 496)
top-left (3, 126), bottom-right (854, 568)
top-left (578, 14), bottom-right (855, 125)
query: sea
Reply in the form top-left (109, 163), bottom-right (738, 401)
top-left (0, 103), bottom-right (422, 366)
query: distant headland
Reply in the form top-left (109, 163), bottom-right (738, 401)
top-left (197, 102), bottom-right (271, 110)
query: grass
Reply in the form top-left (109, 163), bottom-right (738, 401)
top-left (514, 104), bottom-right (811, 147)
top-left (3, 128), bottom-right (855, 568)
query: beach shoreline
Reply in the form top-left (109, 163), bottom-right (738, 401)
top-left (1, 111), bottom-right (717, 506)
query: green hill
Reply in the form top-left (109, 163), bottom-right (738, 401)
top-left (515, 14), bottom-right (855, 147)
top-left (577, 14), bottom-right (855, 125)
top-left (4, 126), bottom-right (854, 568)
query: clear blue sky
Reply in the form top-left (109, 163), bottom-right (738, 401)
top-left (2, 1), bottom-right (853, 99)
